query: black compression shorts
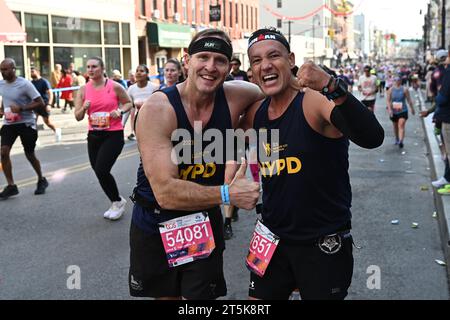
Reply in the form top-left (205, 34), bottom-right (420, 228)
top-left (129, 207), bottom-right (227, 299)
top-left (248, 232), bottom-right (354, 300)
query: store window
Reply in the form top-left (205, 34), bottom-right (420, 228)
top-left (13, 11), bottom-right (21, 25)
top-left (53, 47), bottom-right (101, 72)
top-left (27, 46), bottom-right (50, 78)
top-left (122, 23), bottom-right (131, 45)
top-left (105, 48), bottom-right (121, 77)
top-left (25, 13), bottom-right (49, 43)
top-left (4, 46), bottom-right (24, 77)
top-left (104, 21), bottom-right (120, 45)
top-left (52, 16), bottom-right (101, 44)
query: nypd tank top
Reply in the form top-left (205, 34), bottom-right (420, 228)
top-left (253, 92), bottom-right (352, 242)
top-left (132, 85), bottom-right (232, 234)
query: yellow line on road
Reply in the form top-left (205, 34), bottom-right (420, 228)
top-left (13, 149), bottom-right (139, 189)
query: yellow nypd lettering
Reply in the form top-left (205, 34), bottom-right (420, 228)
top-left (179, 163), bottom-right (217, 180)
top-left (260, 157), bottom-right (302, 177)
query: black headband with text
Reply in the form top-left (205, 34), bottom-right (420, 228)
top-left (248, 32), bottom-right (290, 52)
top-left (188, 37), bottom-right (233, 61)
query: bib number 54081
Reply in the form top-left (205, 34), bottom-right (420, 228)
top-left (164, 224), bottom-right (210, 247)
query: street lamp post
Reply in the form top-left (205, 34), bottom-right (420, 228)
top-left (283, 20), bottom-right (293, 45)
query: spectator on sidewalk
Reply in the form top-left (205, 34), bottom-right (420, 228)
top-left (57, 69), bottom-right (74, 112)
top-left (50, 64), bottom-right (62, 108)
top-left (422, 50), bottom-right (450, 188)
top-left (432, 51), bottom-right (450, 195)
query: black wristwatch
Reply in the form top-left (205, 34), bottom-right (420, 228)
top-left (321, 77), bottom-right (348, 101)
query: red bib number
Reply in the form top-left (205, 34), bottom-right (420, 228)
top-left (159, 212), bottom-right (215, 267)
top-left (246, 220), bottom-right (279, 277)
top-left (89, 112), bottom-right (110, 130)
top-left (4, 107), bottom-right (21, 123)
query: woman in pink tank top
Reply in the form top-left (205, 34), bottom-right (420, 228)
top-left (74, 57), bottom-right (133, 221)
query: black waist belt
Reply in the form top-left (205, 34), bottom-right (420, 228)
top-left (280, 229), bottom-right (352, 246)
top-left (129, 189), bottom-right (160, 210)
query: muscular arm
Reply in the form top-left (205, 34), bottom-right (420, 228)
top-left (137, 92), bottom-right (223, 211)
top-left (224, 80), bottom-right (265, 125)
top-left (74, 86), bottom-right (86, 121)
top-left (113, 82), bottom-right (133, 112)
top-left (16, 96), bottom-right (44, 111)
top-left (47, 88), bottom-right (53, 106)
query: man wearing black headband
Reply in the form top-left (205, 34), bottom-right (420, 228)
top-left (129, 29), bottom-right (264, 300)
top-left (240, 28), bottom-right (384, 300)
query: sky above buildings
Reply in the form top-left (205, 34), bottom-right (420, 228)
top-left (354, 0), bottom-right (428, 40)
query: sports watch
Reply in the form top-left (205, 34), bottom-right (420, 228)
top-left (321, 76), bottom-right (348, 101)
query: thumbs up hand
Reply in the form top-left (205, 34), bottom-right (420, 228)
top-left (229, 158), bottom-right (260, 210)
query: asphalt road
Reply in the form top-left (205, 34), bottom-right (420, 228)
top-left (0, 94), bottom-right (448, 300)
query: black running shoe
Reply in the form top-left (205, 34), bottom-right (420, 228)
top-left (232, 207), bottom-right (239, 222)
top-left (399, 142), bottom-right (404, 149)
top-left (0, 184), bottom-right (19, 199)
top-left (224, 224), bottom-right (233, 240)
top-left (34, 177), bottom-right (49, 195)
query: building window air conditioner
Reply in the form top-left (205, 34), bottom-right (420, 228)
top-left (152, 9), bottom-right (160, 19)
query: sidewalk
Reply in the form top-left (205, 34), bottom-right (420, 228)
top-left (422, 105), bottom-right (450, 275)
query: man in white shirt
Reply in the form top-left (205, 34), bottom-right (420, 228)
top-left (358, 65), bottom-right (378, 113)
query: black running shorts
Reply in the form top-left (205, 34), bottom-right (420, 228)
top-left (34, 105), bottom-right (50, 118)
top-left (0, 123), bottom-right (38, 153)
top-left (129, 207), bottom-right (227, 299)
top-left (390, 111), bottom-right (408, 123)
top-left (248, 233), bottom-right (354, 300)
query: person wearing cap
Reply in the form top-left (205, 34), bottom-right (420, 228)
top-left (421, 49), bottom-right (450, 189)
top-left (128, 28), bottom-right (264, 300)
top-left (386, 76), bottom-right (415, 149)
top-left (429, 50), bottom-right (448, 98)
top-left (357, 65), bottom-right (378, 113)
top-left (429, 50), bottom-right (450, 194)
top-left (240, 27), bottom-right (384, 300)
top-left (230, 57), bottom-right (249, 81)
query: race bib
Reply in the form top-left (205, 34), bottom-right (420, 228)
top-left (392, 102), bottom-right (403, 111)
top-left (4, 107), bottom-right (21, 123)
top-left (89, 112), bottom-right (110, 130)
top-left (245, 220), bottom-right (280, 277)
top-left (159, 212), bottom-right (215, 268)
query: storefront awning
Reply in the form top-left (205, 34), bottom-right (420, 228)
top-left (0, 0), bottom-right (26, 43)
top-left (147, 22), bottom-right (191, 48)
